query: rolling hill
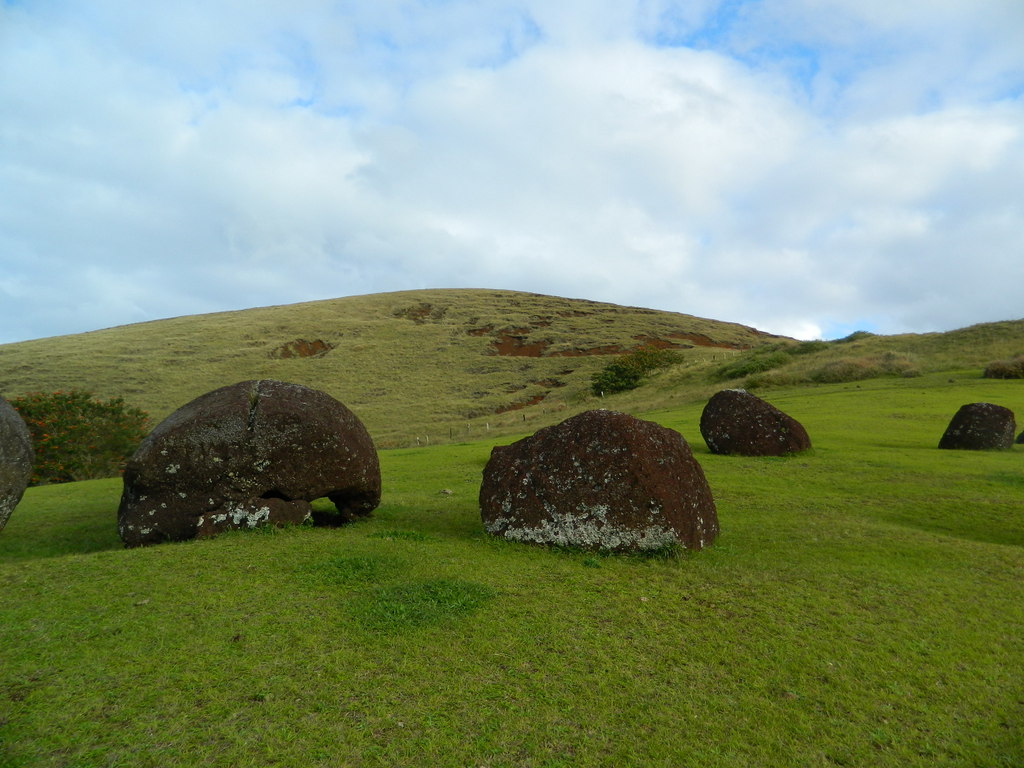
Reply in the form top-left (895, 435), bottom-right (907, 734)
top-left (0, 289), bottom-right (779, 446)
top-left (1, 288), bottom-right (1021, 447)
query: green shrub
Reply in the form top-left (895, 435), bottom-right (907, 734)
top-left (809, 359), bottom-right (876, 384)
top-left (744, 369), bottom-right (803, 389)
top-left (591, 346), bottom-right (682, 395)
top-left (715, 351), bottom-right (790, 381)
top-left (876, 351), bottom-right (921, 378)
top-left (9, 390), bottom-right (149, 485)
top-left (789, 340), bottom-right (829, 355)
top-left (983, 356), bottom-right (1024, 379)
top-left (591, 360), bottom-right (643, 395)
top-left (834, 330), bottom-right (876, 344)
top-left (809, 354), bottom-right (920, 384)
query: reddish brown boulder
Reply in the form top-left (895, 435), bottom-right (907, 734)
top-left (118, 380), bottom-right (380, 547)
top-left (0, 396), bottom-right (34, 532)
top-left (938, 403), bottom-right (1015, 450)
top-left (700, 389), bottom-right (811, 456)
top-left (479, 410), bottom-right (717, 552)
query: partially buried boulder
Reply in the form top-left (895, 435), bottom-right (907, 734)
top-left (0, 396), bottom-right (33, 533)
top-left (700, 389), bottom-right (811, 456)
top-left (938, 402), bottom-right (1015, 450)
top-left (479, 409), bottom-right (717, 552)
top-left (118, 380), bottom-right (380, 547)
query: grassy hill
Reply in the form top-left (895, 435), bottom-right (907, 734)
top-left (1, 288), bottom-right (1022, 448)
top-left (0, 289), bottom-right (779, 447)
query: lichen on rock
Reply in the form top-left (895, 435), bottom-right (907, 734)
top-left (479, 409), bottom-right (717, 552)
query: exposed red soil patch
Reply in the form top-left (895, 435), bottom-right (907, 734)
top-left (548, 344), bottom-right (630, 357)
top-left (631, 335), bottom-right (686, 350)
top-left (489, 330), bottom-right (553, 356)
top-left (270, 339), bottom-right (335, 359)
top-left (473, 321), bottom-right (749, 357)
top-left (664, 332), bottom-right (748, 349)
top-left (532, 378), bottom-right (567, 388)
top-left (495, 393), bottom-right (547, 413)
top-left (394, 303), bottom-right (448, 323)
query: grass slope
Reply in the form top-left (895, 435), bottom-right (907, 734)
top-left (2, 373), bottom-right (1023, 767)
top-left (0, 289), bottom-right (776, 447)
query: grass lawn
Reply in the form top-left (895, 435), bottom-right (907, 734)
top-left (1, 374), bottom-right (1022, 767)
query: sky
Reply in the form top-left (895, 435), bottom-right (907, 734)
top-left (2, 0), bottom-right (1023, 344)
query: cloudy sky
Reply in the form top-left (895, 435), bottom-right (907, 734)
top-left (2, 0), bottom-right (1022, 344)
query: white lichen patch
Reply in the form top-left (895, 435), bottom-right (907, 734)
top-left (487, 508), bottom-right (679, 551)
top-left (165, 464), bottom-right (180, 474)
top-left (211, 504), bottom-right (273, 529)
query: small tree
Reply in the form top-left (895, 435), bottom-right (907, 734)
top-left (591, 346), bottom-right (682, 396)
top-left (9, 390), bottom-right (149, 485)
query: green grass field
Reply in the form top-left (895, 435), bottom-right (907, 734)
top-left (2, 372), bottom-right (1022, 767)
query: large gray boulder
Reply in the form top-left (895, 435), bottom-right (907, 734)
top-left (0, 396), bottom-right (33, 532)
top-left (480, 409), bottom-right (718, 552)
top-left (700, 389), bottom-right (811, 456)
top-left (938, 403), bottom-right (1015, 450)
top-left (118, 380), bottom-right (380, 547)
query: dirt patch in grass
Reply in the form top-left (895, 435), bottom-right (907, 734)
top-left (495, 393), bottom-right (548, 413)
top-left (269, 338), bottom-right (335, 358)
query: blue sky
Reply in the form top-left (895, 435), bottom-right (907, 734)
top-left (1, 0), bottom-right (1022, 343)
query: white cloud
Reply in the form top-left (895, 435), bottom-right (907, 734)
top-left (0, 0), bottom-right (1022, 344)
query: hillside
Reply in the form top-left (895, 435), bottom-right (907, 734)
top-left (0, 289), bottom-right (778, 447)
top-left (2, 289), bottom-right (1021, 448)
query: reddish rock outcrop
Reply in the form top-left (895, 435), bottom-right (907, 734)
top-left (700, 389), bottom-right (811, 456)
top-left (0, 397), bottom-right (33, 532)
top-left (118, 380), bottom-right (380, 547)
top-left (938, 403), bottom-right (1016, 450)
top-left (479, 410), bottom-right (717, 552)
